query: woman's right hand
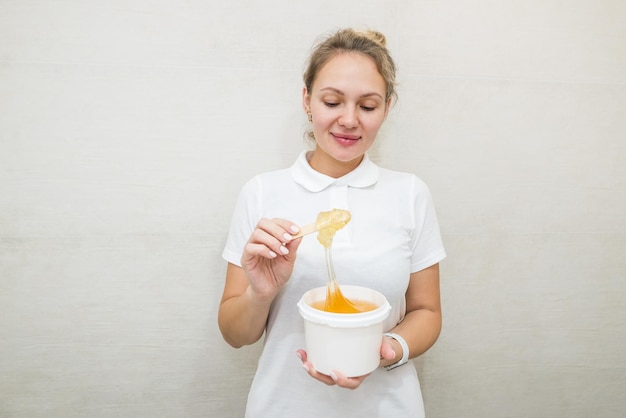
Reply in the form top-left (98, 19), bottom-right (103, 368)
top-left (241, 218), bottom-right (302, 302)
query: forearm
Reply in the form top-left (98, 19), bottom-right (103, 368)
top-left (384, 263), bottom-right (442, 365)
top-left (218, 286), bottom-right (272, 348)
top-left (385, 307), bottom-right (442, 365)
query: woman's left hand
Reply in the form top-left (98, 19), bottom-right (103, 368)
top-left (296, 338), bottom-right (396, 389)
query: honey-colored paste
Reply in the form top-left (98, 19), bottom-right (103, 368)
top-left (315, 209), bottom-right (351, 248)
top-left (313, 209), bottom-right (377, 313)
top-left (310, 297), bottom-right (378, 313)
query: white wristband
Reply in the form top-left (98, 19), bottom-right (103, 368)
top-left (384, 332), bottom-right (409, 371)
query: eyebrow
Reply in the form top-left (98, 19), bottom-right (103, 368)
top-left (319, 87), bottom-right (384, 100)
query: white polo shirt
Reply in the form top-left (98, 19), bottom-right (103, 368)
top-left (223, 151), bottom-right (446, 418)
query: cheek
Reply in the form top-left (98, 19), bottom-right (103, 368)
top-left (363, 116), bottom-right (386, 133)
top-left (312, 110), bottom-right (334, 127)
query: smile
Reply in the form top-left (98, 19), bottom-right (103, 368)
top-left (332, 133), bottom-right (360, 142)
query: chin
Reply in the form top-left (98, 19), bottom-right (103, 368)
top-left (332, 152), bottom-right (365, 165)
top-left (317, 140), bottom-right (367, 161)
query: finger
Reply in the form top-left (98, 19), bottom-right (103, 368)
top-left (258, 218), bottom-right (299, 245)
top-left (296, 351), bottom-right (336, 386)
top-left (304, 364), bottom-right (336, 386)
top-left (380, 337), bottom-right (396, 361)
top-left (296, 349), bottom-right (308, 363)
top-left (248, 225), bottom-right (291, 258)
top-left (282, 235), bottom-right (303, 260)
top-left (271, 218), bottom-right (301, 237)
top-left (329, 370), bottom-right (366, 390)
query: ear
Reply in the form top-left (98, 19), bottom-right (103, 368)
top-left (383, 96), bottom-right (392, 118)
top-left (302, 86), bottom-right (311, 113)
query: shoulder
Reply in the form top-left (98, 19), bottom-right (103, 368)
top-left (240, 167), bottom-right (292, 192)
top-left (252, 167), bottom-right (291, 182)
top-left (377, 167), bottom-right (430, 194)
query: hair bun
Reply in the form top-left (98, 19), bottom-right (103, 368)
top-left (360, 30), bottom-right (387, 47)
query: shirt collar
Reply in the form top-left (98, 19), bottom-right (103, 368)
top-left (290, 150), bottom-right (379, 192)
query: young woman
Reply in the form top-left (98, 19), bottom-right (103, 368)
top-left (219, 28), bottom-right (446, 417)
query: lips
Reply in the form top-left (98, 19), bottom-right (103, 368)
top-left (332, 132), bottom-right (360, 143)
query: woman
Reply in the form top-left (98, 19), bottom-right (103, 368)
top-left (219, 28), bottom-right (446, 417)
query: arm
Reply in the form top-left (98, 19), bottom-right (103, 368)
top-left (218, 263), bottom-right (273, 347)
top-left (298, 263), bottom-right (442, 388)
top-left (381, 262), bottom-right (442, 366)
top-left (218, 218), bottom-right (302, 348)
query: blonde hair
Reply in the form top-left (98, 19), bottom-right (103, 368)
top-left (303, 28), bottom-right (398, 103)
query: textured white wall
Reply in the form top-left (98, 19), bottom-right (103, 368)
top-left (1, 1), bottom-right (624, 417)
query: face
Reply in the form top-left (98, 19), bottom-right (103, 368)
top-left (303, 52), bottom-right (390, 177)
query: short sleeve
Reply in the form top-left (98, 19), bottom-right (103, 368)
top-left (409, 176), bottom-right (447, 273)
top-left (222, 177), bottom-right (262, 267)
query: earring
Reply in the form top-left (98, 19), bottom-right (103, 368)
top-left (307, 112), bottom-right (313, 123)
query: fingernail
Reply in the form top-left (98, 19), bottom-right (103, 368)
top-left (283, 233), bottom-right (293, 241)
top-left (280, 246), bottom-right (289, 255)
top-left (296, 352), bottom-right (303, 361)
top-left (290, 225), bottom-right (300, 234)
top-left (268, 251), bottom-right (277, 258)
top-left (302, 364), bottom-right (310, 372)
top-left (329, 371), bottom-right (338, 381)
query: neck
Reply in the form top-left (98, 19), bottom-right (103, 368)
top-left (308, 149), bottom-right (363, 178)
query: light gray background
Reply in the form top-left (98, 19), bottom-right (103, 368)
top-left (1, 1), bottom-right (624, 417)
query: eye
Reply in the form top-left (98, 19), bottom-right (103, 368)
top-left (361, 106), bottom-right (376, 111)
top-left (324, 102), bottom-right (339, 108)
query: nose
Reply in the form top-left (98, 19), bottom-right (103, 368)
top-left (338, 106), bottom-right (358, 129)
